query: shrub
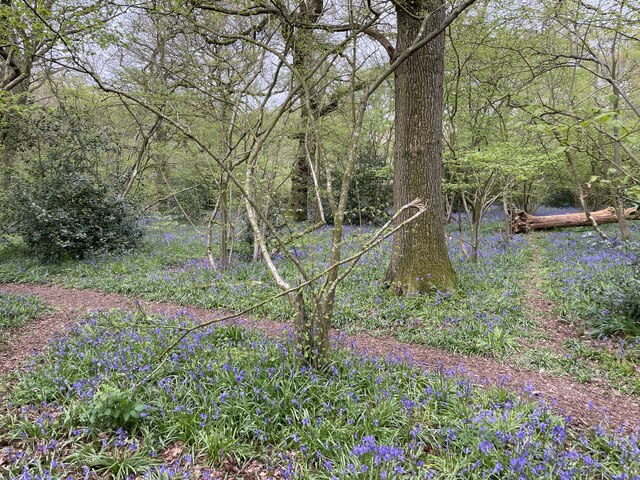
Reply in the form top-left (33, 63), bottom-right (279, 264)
top-left (319, 142), bottom-right (392, 226)
top-left (2, 107), bottom-right (143, 261)
top-left (84, 384), bottom-right (146, 429)
top-left (10, 171), bottom-right (143, 261)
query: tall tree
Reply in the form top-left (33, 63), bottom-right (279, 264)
top-left (286, 0), bottom-right (323, 222)
top-left (385, 0), bottom-right (456, 293)
top-left (46, 0), bottom-right (476, 365)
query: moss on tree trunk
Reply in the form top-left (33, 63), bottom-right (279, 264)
top-left (386, 0), bottom-right (456, 294)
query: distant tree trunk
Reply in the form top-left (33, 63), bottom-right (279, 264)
top-left (287, 113), bottom-right (314, 222)
top-left (219, 177), bottom-right (232, 268)
top-left (0, 81), bottom-right (29, 190)
top-left (217, 86), bottom-right (236, 268)
top-left (153, 124), bottom-right (171, 211)
top-left (501, 190), bottom-right (512, 243)
top-left (444, 192), bottom-right (455, 223)
top-left (286, 1), bottom-right (323, 222)
top-left (609, 64), bottom-right (630, 241)
top-left (386, 0), bottom-right (456, 294)
top-left (0, 119), bottom-right (18, 189)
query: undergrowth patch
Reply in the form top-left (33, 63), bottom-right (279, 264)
top-left (0, 292), bottom-right (45, 344)
top-left (0, 310), bottom-right (638, 479)
top-left (0, 218), bottom-right (532, 358)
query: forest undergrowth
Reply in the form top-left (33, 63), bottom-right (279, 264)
top-left (0, 215), bottom-right (639, 479)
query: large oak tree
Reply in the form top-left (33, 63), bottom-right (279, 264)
top-left (385, 0), bottom-right (456, 293)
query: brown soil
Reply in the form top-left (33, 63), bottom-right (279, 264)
top-left (1, 282), bottom-right (639, 432)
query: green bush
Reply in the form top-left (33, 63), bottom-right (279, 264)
top-left (2, 107), bottom-right (143, 261)
top-left (10, 171), bottom-right (143, 261)
top-left (320, 142), bottom-right (392, 226)
top-left (83, 384), bottom-right (146, 430)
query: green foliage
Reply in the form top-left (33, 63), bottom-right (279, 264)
top-left (446, 142), bottom-right (561, 214)
top-left (0, 189), bottom-right (12, 235)
top-left (4, 109), bottom-right (143, 261)
top-left (590, 242), bottom-right (640, 337)
top-left (0, 292), bottom-right (44, 343)
top-left (323, 141), bottom-right (392, 225)
top-left (10, 171), bottom-right (143, 261)
top-left (83, 384), bottom-right (146, 430)
top-left (7, 107), bottom-right (118, 173)
top-left (347, 143), bottom-right (393, 225)
top-left (544, 188), bottom-right (577, 209)
top-left (627, 185), bottom-right (640, 203)
top-left (3, 310), bottom-right (638, 479)
top-left (65, 437), bottom-right (157, 480)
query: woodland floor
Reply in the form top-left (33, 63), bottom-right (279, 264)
top-left (1, 272), bottom-right (639, 433)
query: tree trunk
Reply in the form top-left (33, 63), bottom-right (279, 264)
top-left (386, 0), bottom-right (456, 294)
top-left (610, 89), bottom-right (630, 241)
top-left (0, 122), bottom-right (17, 189)
top-left (501, 191), bottom-right (512, 243)
top-left (511, 207), bottom-right (639, 234)
top-left (293, 292), bottom-right (330, 368)
top-left (0, 82), bottom-right (29, 189)
top-left (286, 1), bottom-right (323, 222)
top-left (609, 11), bottom-right (630, 242)
top-left (287, 124), bottom-right (313, 222)
top-left (219, 178), bottom-right (231, 269)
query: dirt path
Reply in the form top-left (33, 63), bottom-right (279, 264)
top-left (1, 282), bottom-right (639, 432)
top-left (524, 240), bottom-right (581, 354)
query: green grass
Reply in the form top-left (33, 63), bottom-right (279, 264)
top-left (515, 340), bottom-right (640, 395)
top-left (535, 226), bottom-right (640, 337)
top-left (1, 310), bottom-right (638, 479)
top-left (0, 216), bottom-right (534, 359)
top-left (0, 291), bottom-right (45, 344)
top-left (524, 227), bottom-right (640, 397)
top-left (1, 216), bottom-right (638, 399)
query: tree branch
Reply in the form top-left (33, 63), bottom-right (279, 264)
top-left (363, 26), bottom-right (396, 59)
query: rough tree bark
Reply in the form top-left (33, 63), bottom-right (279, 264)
top-left (511, 207), bottom-right (639, 234)
top-left (386, 0), bottom-right (456, 294)
top-left (286, 0), bottom-right (323, 222)
top-left (287, 100), bottom-right (316, 222)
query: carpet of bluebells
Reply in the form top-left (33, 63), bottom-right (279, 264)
top-left (0, 291), bottom-right (45, 342)
top-left (0, 216), bottom-right (533, 357)
top-left (530, 221), bottom-right (640, 395)
top-left (1, 310), bottom-right (639, 479)
top-left (1, 212), bottom-right (639, 396)
top-left (539, 222), bottom-right (640, 337)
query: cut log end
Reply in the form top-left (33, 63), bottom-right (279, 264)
top-left (511, 207), bottom-right (639, 234)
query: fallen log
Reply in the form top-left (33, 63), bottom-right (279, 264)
top-left (511, 206), bottom-right (639, 234)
